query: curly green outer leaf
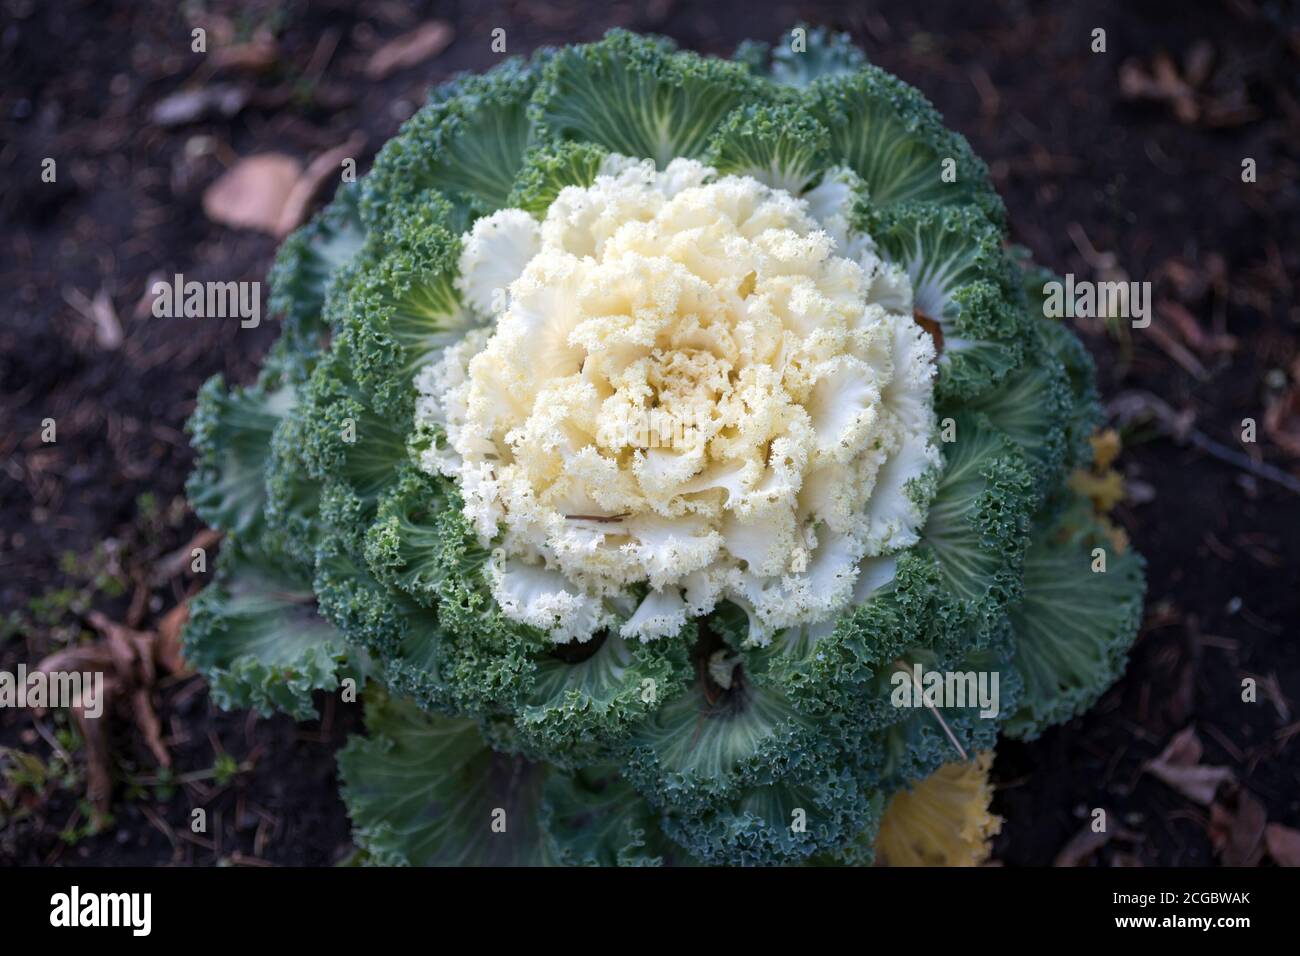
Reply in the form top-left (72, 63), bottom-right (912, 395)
top-left (530, 30), bottom-right (763, 167)
top-left (185, 372), bottom-right (295, 541)
top-left (183, 541), bottom-right (349, 720)
top-left (1004, 506), bottom-right (1145, 739)
top-left (338, 691), bottom-right (554, 865)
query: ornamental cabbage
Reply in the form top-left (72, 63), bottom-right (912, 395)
top-left (184, 27), bottom-right (1145, 866)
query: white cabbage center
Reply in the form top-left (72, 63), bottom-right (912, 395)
top-left (416, 157), bottom-right (938, 645)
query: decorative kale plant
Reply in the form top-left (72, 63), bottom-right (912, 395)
top-left (184, 28), bottom-right (1145, 866)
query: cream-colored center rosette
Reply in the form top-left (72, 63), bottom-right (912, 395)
top-left (416, 157), bottom-right (939, 645)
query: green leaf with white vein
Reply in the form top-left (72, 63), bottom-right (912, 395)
top-left (768, 25), bottom-right (868, 88)
top-left (541, 766), bottom-right (672, 865)
top-left (516, 630), bottom-right (688, 763)
top-left (507, 141), bottom-right (609, 216)
top-left (921, 414), bottom-right (1035, 633)
top-left (420, 61), bottom-right (538, 213)
top-left (341, 210), bottom-right (482, 414)
top-left (339, 691), bottom-right (553, 866)
top-left (704, 102), bottom-right (831, 192)
top-left (869, 203), bottom-right (1012, 321)
top-left (185, 373), bottom-right (295, 540)
top-left (532, 30), bottom-right (761, 167)
top-left (811, 70), bottom-right (1003, 218)
top-left (1004, 509), bottom-right (1145, 739)
top-left (869, 636), bottom-right (1023, 789)
top-left (362, 58), bottom-right (541, 222)
top-left (314, 538), bottom-right (457, 714)
top-left (183, 541), bottom-right (348, 720)
top-left (268, 184), bottom-right (367, 372)
top-left (659, 763), bottom-right (879, 866)
top-left (622, 672), bottom-right (826, 819)
top-left (962, 329), bottom-right (1074, 491)
top-left (868, 201), bottom-right (1029, 400)
top-left (298, 345), bottom-right (412, 533)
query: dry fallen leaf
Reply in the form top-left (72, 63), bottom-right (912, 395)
top-left (1120, 52), bottom-right (1199, 123)
top-left (1210, 790), bottom-right (1267, 866)
top-left (202, 153), bottom-right (302, 234)
top-left (1108, 390), bottom-right (1300, 497)
top-left (1053, 815), bottom-right (1141, 866)
top-left (85, 612), bottom-right (178, 769)
top-left (275, 132), bottom-right (367, 237)
top-left (63, 286), bottom-right (123, 350)
top-left (1053, 825), bottom-right (1110, 867)
top-left (155, 600), bottom-right (193, 678)
top-left (213, 32), bottom-right (280, 73)
top-left (1068, 468), bottom-right (1126, 513)
top-left (151, 84), bottom-right (249, 127)
top-left (1119, 44), bottom-right (1259, 128)
top-left (134, 270), bottom-right (168, 320)
top-left (1156, 299), bottom-right (1237, 357)
top-left (365, 20), bottom-right (454, 80)
top-left (1090, 429), bottom-right (1122, 471)
top-left (1264, 823), bottom-right (1300, 866)
top-left (93, 611), bottom-right (157, 689)
top-left (74, 703), bottom-right (114, 825)
top-left (131, 689), bottom-right (170, 769)
top-left (1107, 390), bottom-right (1196, 442)
top-left (29, 602), bottom-right (199, 820)
top-left (32, 644), bottom-right (115, 822)
top-left (1143, 726), bottom-right (1235, 806)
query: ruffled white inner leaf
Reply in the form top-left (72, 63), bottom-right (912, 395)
top-left (455, 209), bottom-right (542, 317)
top-left (418, 156), bottom-right (939, 644)
top-left (621, 587), bottom-right (689, 642)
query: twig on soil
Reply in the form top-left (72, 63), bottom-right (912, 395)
top-left (29, 716), bottom-right (74, 770)
top-left (129, 759), bottom-right (253, 788)
top-left (150, 528), bottom-right (222, 586)
top-left (1108, 391), bottom-right (1300, 496)
top-left (176, 828), bottom-right (216, 852)
top-left (303, 28), bottom-right (342, 84)
top-left (1145, 320), bottom-right (1209, 379)
top-left (227, 851), bottom-right (276, 867)
top-left (139, 802), bottom-right (179, 848)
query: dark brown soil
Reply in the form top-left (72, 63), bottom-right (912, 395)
top-left (2, 0), bottom-right (1297, 866)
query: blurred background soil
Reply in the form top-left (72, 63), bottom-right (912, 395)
top-left (1, 0), bottom-right (1297, 866)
